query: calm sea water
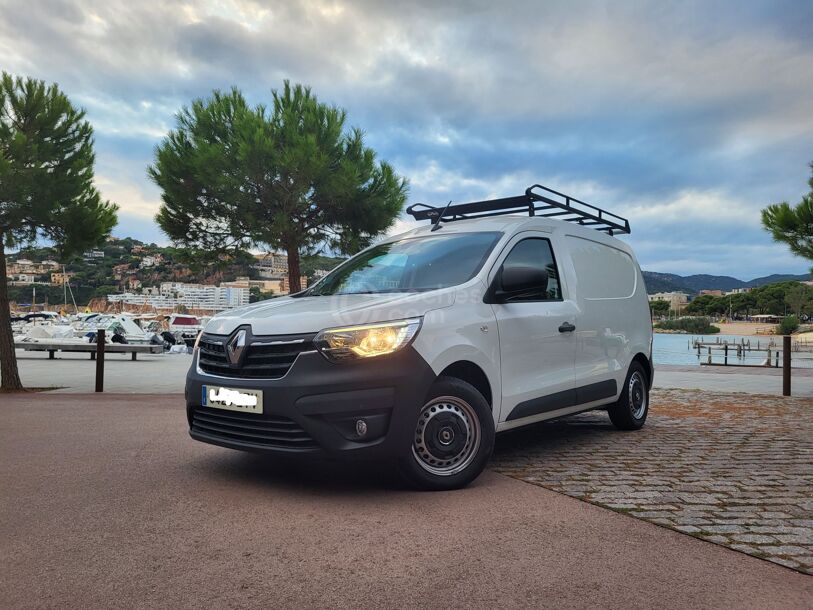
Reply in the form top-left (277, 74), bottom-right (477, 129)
top-left (653, 333), bottom-right (785, 366)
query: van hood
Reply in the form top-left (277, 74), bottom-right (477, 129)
top-left (205, 290), bottom-right (456, 336)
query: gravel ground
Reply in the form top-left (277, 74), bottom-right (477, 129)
top-left (492, 388), bottom-right (813, 574)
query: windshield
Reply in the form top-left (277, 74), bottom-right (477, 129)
top-left (309, 232), bottom-right (502, 296)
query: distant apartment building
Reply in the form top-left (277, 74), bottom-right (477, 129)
top-left (253, 252), bottom-right (289, 277)
top-left (699, 289), bottom-right (723, 297)
top-left (281, 275), bottom-right (308, 294)
top-left (313, 268), bottom-right (330, 280)
top-left (8, 259), bottom-right (60, 275)
top-left (83, 249), bottom-right (104, 259)
top-left (12, 273), bottom-right (38, 285)
top-left (51, 272), bottom-right (75, 285)
top-left (138, 254), bottom-right (164, 268)
top-left (222, 275), bottom-right (307, 295)
top-left (107, 281), bottom-right (249, 311)
top-left (724, 287), bottom-right (752, 295)
top-left (648, 291), bottom-right (689, 311)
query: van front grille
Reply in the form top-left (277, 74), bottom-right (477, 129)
top-left (198, 332), bottom-right (316, 379)
top-left (191, 407), bottom-right (317, 450)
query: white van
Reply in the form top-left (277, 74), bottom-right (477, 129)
top-left (186, 185), bottom-right (653, 490)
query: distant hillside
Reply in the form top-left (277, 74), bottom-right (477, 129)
top-left (746, 273), bottom-right (811, 287)
top-left (642, 271), bottom-right (810, 295)
top-left (639, 272), bottom-right (690, 294)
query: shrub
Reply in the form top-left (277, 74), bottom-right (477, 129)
top-left (778, 315), bottom-right (800, 335)
top-left (654, 317), bottom-right (721, 334)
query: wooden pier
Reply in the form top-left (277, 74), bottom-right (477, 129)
top-left (691, 337), bottom-right (811, 368)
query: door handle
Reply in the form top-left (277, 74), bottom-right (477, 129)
top-left (558, 322), bottom-right (576, 333)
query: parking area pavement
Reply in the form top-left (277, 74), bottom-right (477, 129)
top-left (654, 365), bottom-right (813, 397)
top-left (492, 388), bottom-right (813, 575)
top-left (14, 348), bottom-right (190, 393)
top-left (1, 393), bottom-right (812, 609)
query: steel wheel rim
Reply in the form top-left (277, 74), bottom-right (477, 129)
top-left (629, 372), bottom-right (647, 419)
top-left (412, 396), bottom-right (481, 477)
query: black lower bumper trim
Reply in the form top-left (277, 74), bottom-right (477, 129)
top-left (186, 346), bottom-right (437, 459)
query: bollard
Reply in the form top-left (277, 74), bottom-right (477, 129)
top-left (783, 335), bottom-right (791, 396)
top-left (724, 343), bottom-right (728, 366)
top-left (95, 329), bottom-right (105, 393)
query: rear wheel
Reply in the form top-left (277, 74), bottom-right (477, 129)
top-left (398, 376), bottom-right (495, 491)
top-left (608, 362), bottom-right (649, 430)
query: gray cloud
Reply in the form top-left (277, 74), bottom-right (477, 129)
top-left (1, 0), bottom-right (811, 278)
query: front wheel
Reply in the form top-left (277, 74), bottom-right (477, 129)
top-left (608, 362), bottom-right (650, 430)
top-left (398, 376), bottom-right (495, 491)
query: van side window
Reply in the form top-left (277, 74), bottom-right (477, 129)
top-left (501, 238), bottom-right (562, 301)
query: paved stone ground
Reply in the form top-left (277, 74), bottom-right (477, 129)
top-left (491, 389), bottom-right (813, 575)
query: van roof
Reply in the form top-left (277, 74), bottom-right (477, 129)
top-left (388, 214), bottom-right (634, 252)
top-left (406, 184), bottom-right (630, 235)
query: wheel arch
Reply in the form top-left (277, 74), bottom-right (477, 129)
top-left (631, 352), bottom-right (654, 389)
top-left (438, 360), bottom-right (493, 408)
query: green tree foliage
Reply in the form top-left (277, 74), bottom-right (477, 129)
top-left (685, 295), bottom-right (719, 315)
top-left (150, 82), bottom-right (407, 293)
top-left (679, 282), bottom-right (807, 317)
top-left (778, 315), bottom-right (800, 335)
top-left (0, 73), bottom-right (117, 390)
top-left (784, 284), bottom-right (809, 315)
top-left (249, 286), bottom-right (275, 303)
top-left (762, 162), bottom-right (813, 267)
top-left (654, 317), bottom-right (720, 334)
top-left (648, 299), bottom-right (669, 316)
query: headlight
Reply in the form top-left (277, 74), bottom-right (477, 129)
top-left (314, 318), bottom-right (422, 363)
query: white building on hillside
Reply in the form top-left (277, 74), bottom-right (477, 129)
top-left (108, 282), bottom-right (249, 311)
top-left (648, 291), bottom-right (689, 311)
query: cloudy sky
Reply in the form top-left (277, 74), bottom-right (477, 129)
top-left (2, 0), bottom-right (811, 279)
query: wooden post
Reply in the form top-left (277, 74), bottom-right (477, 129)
top-left (766, 347), bottom-right (771, 367)
top-left (95, 329), bottom-right (105, 393)
top-left (783, 335), bottom-right (791, 397)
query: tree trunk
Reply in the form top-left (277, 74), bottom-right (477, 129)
top-left (286, 243), bottom-right (302, 294)
top-left (0, 238), bottom-right (24, 390)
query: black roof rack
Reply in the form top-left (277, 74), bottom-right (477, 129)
top-left (406, 184), bottom-right (631, 236)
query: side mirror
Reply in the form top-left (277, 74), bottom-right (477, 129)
top-left (488, 265), bottom-right (549, 303)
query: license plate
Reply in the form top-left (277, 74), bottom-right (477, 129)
top-left (201, 385), bottom-right (263, 414)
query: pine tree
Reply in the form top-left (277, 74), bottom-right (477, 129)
top-left (0, 73), bottom-right (117, 390)
top-left (150, 82), bottom-right (407, 293)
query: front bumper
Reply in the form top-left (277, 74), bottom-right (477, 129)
top-left (185, 346), bottom-right (437, 459)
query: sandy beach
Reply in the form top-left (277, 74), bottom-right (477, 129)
top-left (713, 321), bottom-right (776, 336)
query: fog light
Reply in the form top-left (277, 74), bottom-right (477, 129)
top-left (355, 419), bottom-right (368, 437)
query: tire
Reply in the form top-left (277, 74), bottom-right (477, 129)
top-left (397, 376), bottom-right (495, 491)
top-left (608, 362), bottom-right (650, 430)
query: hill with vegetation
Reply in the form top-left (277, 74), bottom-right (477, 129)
top-left (6, 237), bottom-right (345, 307)
top-left (642, 271), bottom-right (809, 295)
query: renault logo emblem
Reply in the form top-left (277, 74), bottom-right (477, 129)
top-left (226, 329), bottom-right (247, 365)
